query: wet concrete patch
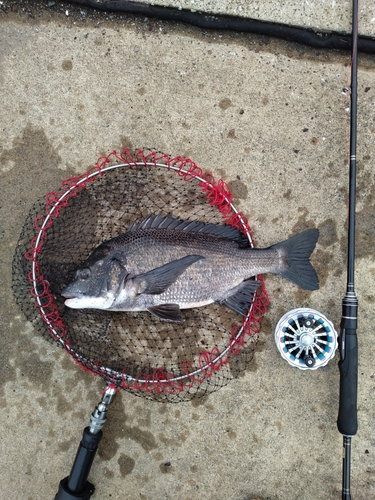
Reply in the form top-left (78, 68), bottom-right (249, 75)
top-left (61, 59), bottom-right (73, 71)
top-left (0, 320), bottom-right (54, 400)
top-left (125, 425), bottom-right (158, 452)
top-left (318, 218), bottom-right (338, 247)
top-left (118, 453), bottom-right (135, 477)
top-left (291, 207), bottom-right (315, 234)
top-left (0, 324), bottom-right (19, 401)
top-left (190, 393), bottom-right (209, 407)
top-left (218, 98), bottom-right (232, 110)
top-left (158, 429), bottom-right (189, 446)
top-left (0, 123), bottom-right (62, 175)
top-left (356, 183), bottom-right (375, 259)
top-left (228, 178), bottom-right (249, 199)
top-left (97, 395), bottom-right (158, 462)
top-left (312, 248), bottom-right (335, 288)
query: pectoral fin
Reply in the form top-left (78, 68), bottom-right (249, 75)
top-left (135, 255), bottom-right (204, 295)
top-left (147, 304), bottom-right (182, 322)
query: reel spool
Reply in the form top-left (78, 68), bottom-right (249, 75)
top-left (275, 308), bottom-right (337, 370)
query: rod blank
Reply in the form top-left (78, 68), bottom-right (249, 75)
top-left (337, 0), bottom-right (359, 499)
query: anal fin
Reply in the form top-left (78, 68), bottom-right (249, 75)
top-left (217, 280), bottom-right (260, 316)
top-left (147, 303), bottom-right (182, 322)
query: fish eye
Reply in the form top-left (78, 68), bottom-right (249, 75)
top-left (79, 268), bottom-right (91, 280)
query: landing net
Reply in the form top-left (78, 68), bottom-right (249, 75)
top-left (12, 149), bottom-right (269, 402)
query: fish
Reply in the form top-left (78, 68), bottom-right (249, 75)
top-left (61, 214), bottom-right (319, 322)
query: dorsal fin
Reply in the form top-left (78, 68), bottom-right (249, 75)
top-left (128, 214), bottom-right (249, 245)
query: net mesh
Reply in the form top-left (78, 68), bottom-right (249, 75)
top-left (12, 149), bottom-right (269, 402)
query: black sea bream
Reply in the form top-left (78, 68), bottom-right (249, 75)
top-left (61, 214), bottom-right (319, 322)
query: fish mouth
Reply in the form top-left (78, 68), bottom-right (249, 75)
top-left (62, 292), bottom-right (86, 309)
top-left (61, 289), bottom-right (83, 299)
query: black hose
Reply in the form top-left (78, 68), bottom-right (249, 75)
top-left (68, 0), bottom-right (375, 54)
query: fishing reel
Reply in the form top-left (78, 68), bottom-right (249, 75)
top-left (275, 308), bottom-right (337, 370)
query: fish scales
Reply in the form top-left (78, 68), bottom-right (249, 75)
top-left (116, 230), bottom-right (250, 306)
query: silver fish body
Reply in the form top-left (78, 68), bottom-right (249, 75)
top-left (61, 214), bottom-right (319, 321)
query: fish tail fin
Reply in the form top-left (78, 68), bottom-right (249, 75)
top-left (271, 228), bottom-right (319, 291)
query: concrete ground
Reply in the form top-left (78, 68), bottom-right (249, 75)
top-left (1, 1), bottom-right (374, 499)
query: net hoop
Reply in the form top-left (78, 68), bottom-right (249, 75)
top-left (25, 149), bottom-right (269, 394)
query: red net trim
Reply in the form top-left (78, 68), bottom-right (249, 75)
top-left (25, 148), bottom-right (269, 393)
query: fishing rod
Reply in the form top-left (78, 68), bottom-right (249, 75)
top-left (337, 0), bottom-right (359, 498)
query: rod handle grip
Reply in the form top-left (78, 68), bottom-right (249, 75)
top-left (337, 328), bottom-right (358, 436)
top-left (55, 427), bottom-right (102, 500)
top-left (54, 479), bottom-right (94, 500)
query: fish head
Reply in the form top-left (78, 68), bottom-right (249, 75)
top-left (61, 244), bottom-right (128, 310)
